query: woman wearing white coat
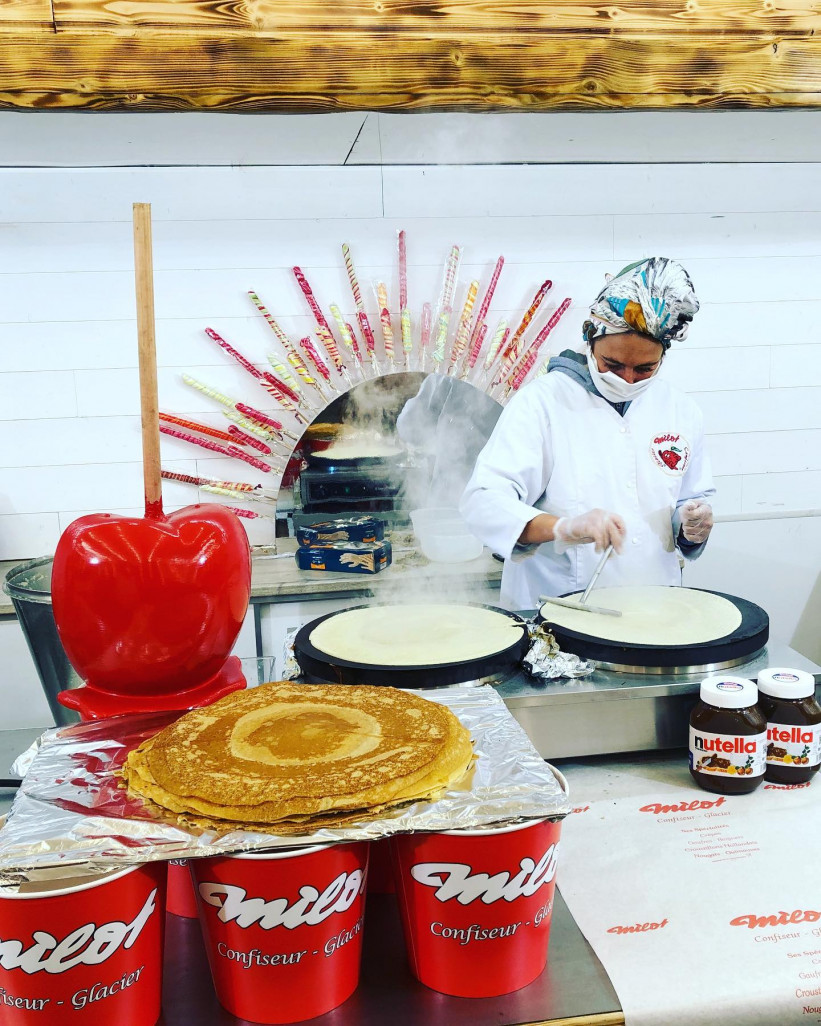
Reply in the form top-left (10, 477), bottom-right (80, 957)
top-left (460, 257), bottom-right (715, 610)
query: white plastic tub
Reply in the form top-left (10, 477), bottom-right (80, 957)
top-left (418, 522), bottom-right (484, 563)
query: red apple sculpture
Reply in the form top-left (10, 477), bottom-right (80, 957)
top-left (52, 504), bottom-right (251, 718)
top-left (51, 203), bottom-right (251, 719)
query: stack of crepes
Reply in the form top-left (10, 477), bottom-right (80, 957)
top-left (122, 681), bottom-right (474, 835)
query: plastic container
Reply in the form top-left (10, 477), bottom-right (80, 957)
top-left (3, 557), bottom-right (81, 726)
top-left (409, 507), bottom-right (464, 537)
top-left (418, 522), bottom-right (484, 563)
top-left (689, 675), bottom-right (767, 794)
top-left (757, 667), bottom-right (821, 784)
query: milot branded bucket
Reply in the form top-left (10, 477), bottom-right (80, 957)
top-left (392, 816), bottom-right (563, 998)
top-left (0, 861), bottom-right (166, 1026)
top-left (190, 841), bottom-right (369, 1024)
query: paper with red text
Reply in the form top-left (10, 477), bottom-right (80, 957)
top-left (557, 773), bottom-right (821, 1026)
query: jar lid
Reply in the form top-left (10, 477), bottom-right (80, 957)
top-left (700, 675), bottom-right (758, 709)
top-left (757, 667), bottom-right (816, 700)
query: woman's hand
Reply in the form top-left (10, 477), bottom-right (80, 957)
top-left (680, 500), bottom-right (713, 544)
top-left (554, 509), bottom-right (626, 554)
top-left (519, 509), bottom-right (626, 552)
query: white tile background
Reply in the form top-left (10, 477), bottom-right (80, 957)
top-left (1, 110), bottom-right (820, 726)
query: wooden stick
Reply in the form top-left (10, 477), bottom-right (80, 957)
top-left (133, 202), bottom-right (164, 518)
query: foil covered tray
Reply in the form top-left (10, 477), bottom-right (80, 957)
top-left (0, 686), bottom-right (570, 878)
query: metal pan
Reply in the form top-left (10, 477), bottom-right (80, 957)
top-left (538, 589), bottom-right (768, 672)
top-left (294, 603), bottom-right (530, 688)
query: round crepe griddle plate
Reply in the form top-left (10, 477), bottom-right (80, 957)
top-left (539, 589), bottom-right (768, 673)
top-left (294, 603), bottom-right (530, 688)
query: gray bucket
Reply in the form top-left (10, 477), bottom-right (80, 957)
top-left (3, 558), bottom-right (81, 726)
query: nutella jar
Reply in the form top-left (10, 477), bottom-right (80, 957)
top-left (758, 668), bottom-right (821, 785)
top-left (689, 676), bottom-right (767, 795)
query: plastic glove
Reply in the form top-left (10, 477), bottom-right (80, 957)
top-left (553, 509), bottom-right (626, 554)
top-left (680, 500), bottom-right (714, 544)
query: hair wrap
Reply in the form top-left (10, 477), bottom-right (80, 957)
top-left (582, 257), bottom-right (699, 350)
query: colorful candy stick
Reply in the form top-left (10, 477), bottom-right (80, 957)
top-left (463, 321), bottom-right (488, 379)
top-left (484, 321), bottom-right (510, 370)
top-left (224, 410), bottom-right (291, 447)
top-left (330, 303), bottom-right (364, 375)
top-left (376, 282), bottom-right (394, 368)
top-left (432, 245), bottom-right (461, 368)
top-left (249, 290), bottom-right (329, 402)
top-left (342, 243), bottom-right (377, 356)
top-left (448, 279), bottom-right (479, 374)
top-left (345, 322), bottom-right (362, 362)
top-left (503, 279), bottom-right (552, 367)
top-left (268, 358), bottom-right (300, 395)
top-left (298, 336), bottom-right (332, 384)
top-left (204, 326), bottom-right (302, 409)
top-left (400, 308), bottom-right (412, 368)
top-left (293, 266), bottom-right (345, 376)
top-left (182, 374), bottom-right (236, 410)
top-left (469, 256), bottom-right (504, 351)
top-left (419, 302), bottom-right (432, 371)
top-left (158, 424), bottom-right (273, 473)
top-left (227, 425), bottom-right (274, 456)
top-left (398, 230), bottom-right (408, 310)
top-left (158, 412), bottom-right (237, 445)
top-left (501, 297), bottom-right (572, 392)
top-left (204, 326), bottom-right (262, 381)
top-left (235, 403), bottom-right (283, 434)
top-left (225, 506), bottom-right (263, 520)
top-left (161, 469), bottom-right (258, 492)
top-left (398, 230), bottom-right (413, 368)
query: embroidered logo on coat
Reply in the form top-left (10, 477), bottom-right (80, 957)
top-left (650, 433), bottom-right (690, 475)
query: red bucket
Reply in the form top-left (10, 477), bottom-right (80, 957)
top-left (0, 861), bottom-right (166, 1026)
top-left (392, 817), bottom-right (563, 998)
top-left (190, 841), bottom-right (369, 1024)
top-left (166, 860), bottom-right (199, 918)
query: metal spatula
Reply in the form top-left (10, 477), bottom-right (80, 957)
top-left (539, 544), bottom-right (622, 617)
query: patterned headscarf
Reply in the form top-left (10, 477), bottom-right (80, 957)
top-left (582, 257), bottom-right (699, 351)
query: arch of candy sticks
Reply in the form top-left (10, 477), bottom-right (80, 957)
top-left (158, 233), bottom-right (571, 528)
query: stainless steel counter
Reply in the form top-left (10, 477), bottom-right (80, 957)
top-left (497, 640), bottom-right (821, 759)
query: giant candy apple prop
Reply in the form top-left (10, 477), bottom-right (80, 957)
top-left (52, 204), bottom-right (250, 719)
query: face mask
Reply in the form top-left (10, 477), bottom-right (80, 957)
top-left (586, 348), bottom-right (660, 403)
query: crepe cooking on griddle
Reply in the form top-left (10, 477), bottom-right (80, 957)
top-left (122, 681), bottom-right (473, 830)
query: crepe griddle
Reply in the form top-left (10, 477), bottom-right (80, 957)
top-left (295, 603), bottom-right (530, 687)
top-left (539, 588), bottom-right (768, 673)
top-left (306, 449), bottom-right (405, 470)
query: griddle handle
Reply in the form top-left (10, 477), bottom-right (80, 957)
top-left (580, 544), bottom-right (613, 605)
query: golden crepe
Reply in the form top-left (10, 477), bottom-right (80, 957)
top-left (122, 681), bottom-right (473, 832)
top-left (309, 604), bottom-right (525, 667)
top-left (540, 586), bottom-right (742, 646)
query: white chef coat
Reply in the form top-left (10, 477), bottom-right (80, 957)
top-left (460, 371), bottom-right (715, 609)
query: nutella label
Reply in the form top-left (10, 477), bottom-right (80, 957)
top-left (689, 728), bottom-right (766, 778)
top-left (766, 721), bottom-right (821, 768)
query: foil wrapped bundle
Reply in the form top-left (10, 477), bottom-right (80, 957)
top-left (524, 622), bottom-right (595, 681)
top-left (0, 686), bottom-right (569, 881)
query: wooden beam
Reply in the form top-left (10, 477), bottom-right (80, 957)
top-left (2, 30), bottom-right (820, 111)
top-left (49, 0), bottom-right (821, 35)
top-left (0, 0), bottom-right (52, 31)
top-left (1, 0), bottom-right (820, 111)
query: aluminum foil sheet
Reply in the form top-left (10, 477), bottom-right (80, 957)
top-left (0, 686), bottom-right (570, 879)
top-left (524, 622), bottom-right (596, 680)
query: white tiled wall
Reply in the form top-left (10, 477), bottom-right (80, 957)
top-left (1, 112), bottom-right (820, 726)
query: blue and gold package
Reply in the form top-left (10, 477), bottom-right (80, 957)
top-left (296, 516), bottom-right (386, 547)
top-left (295, 539), bottom-right (392, 574)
